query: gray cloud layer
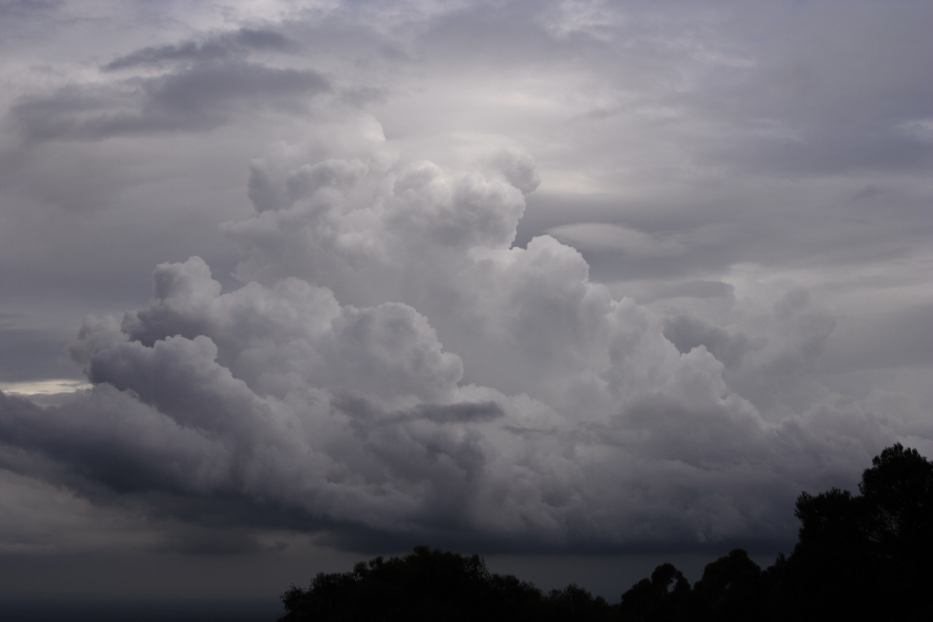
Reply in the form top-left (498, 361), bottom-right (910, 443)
top-left (1, 0), bottom-right (931, 560)
top-left (103, 28), bottom-right (295, 72)
top-left (0, 147), bottom-right (910, 556)
top-left (12, 60), bottom-right (329, 141)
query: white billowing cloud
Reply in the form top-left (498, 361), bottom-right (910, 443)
top-left (659, 281), bottom-right (841, 423)
top-left (113, 256), bottom-right (464, 405)
top-left (226, 149), bottom-right (530, 303)
top-left (0, 143), bottom-right (903, 553)
top-left (224, 147), bottom-right (743, 420)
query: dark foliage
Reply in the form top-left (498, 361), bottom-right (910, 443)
top-left (775, 443), bottom-right (933, 622)
top-left (280, 444), bottom-right (933, 621)
top-left (691, 549), bottom-right (763, 622)
top-left (617, 563), bottom-right (690, 622)
top-left (279, 546), bottom-right (613, 622)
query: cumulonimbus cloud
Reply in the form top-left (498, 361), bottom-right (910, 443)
top-left (0, 136), bottom-right (903, 554)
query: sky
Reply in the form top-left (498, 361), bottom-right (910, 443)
top-left (1, 0), bottom-right (933, 614)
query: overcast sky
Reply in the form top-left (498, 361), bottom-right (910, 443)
top-left (2, 0), bottom-right (933, 612)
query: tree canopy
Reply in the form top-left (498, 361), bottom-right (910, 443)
top-left (279, 444), bottom-right (933, 621)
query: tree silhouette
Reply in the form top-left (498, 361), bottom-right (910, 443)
top-left (691, 549), bottom-right (763, 622)
top-left (279, 546), bottom-right (613, 622)
top-left (778, 443), bottom-right (933, 621)
top-left (618, 562), bottom-right (690, 622)
top-left (279, 444), bottom-right (933, 622)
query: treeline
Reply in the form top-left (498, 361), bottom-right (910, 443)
top-left (279, 444), bottom-right (933, 621)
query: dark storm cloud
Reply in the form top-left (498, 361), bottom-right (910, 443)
top-left (0, 149), bottom-right (906, 558)
top-left (1, 0), bottom-right (932, 566)
top-left (160, 525), bottom-right (284, 556)
top-left (0, 389), bottom-right (332, 547)
top-left (339, 397), bottom-right (506, 427)
top-left (11, 60), bottom-right (330, 141)
top-left (0, 387), bottom-right (497, 554)
top-left (103, 28), bottom-right (295, 71)
top-left (412, 401), bottom-right (505, 424)
top-left (0, 389), bottom-right (224, 497)
top-left (0, 386), bottom-right (809, 557)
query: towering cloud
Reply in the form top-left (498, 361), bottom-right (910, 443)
top-left (0, 140), bottom-right (901, 555)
